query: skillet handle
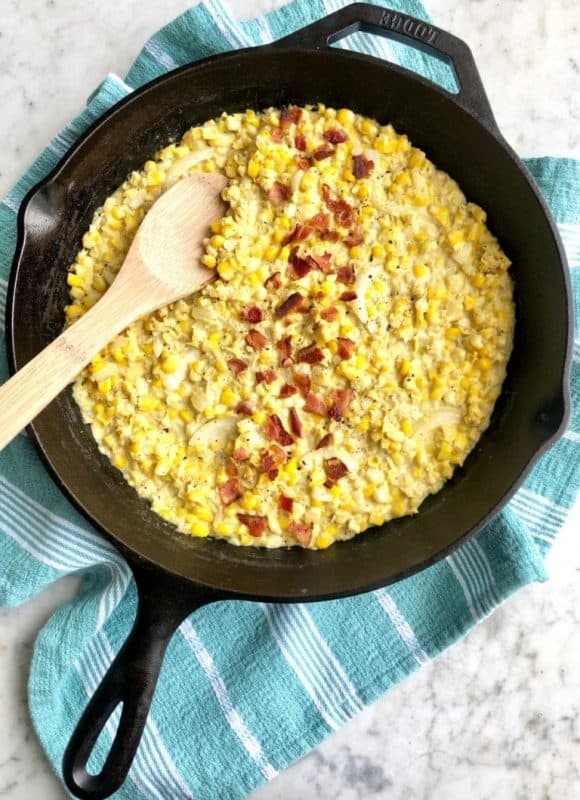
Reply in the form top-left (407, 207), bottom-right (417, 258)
top-left (274, 2), bottom-right (497, 131)
top-left (62, 562), bottom-right (226, 800)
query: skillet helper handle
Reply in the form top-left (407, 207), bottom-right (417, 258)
top-left (274, 2), bottom-right (497, 131)
top-left (63, 565), bottom-right (223, 800)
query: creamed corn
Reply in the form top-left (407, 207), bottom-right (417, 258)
top-left (67, 105), bottom-right (514, 549)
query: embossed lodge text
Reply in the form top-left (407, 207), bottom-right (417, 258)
top-left (380, 11), bottom-right (438, 45)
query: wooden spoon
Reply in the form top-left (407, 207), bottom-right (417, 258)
top-left (0, 172), bottom-right (227, 451)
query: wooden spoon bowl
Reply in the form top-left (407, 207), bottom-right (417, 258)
top-left (0, 172), bottom-right (227, 450)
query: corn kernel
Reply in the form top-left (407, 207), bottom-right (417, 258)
top-left (337, 108), bottom-right (354, 126)
top-left (202, 254), bottom-right (217, 269)
top-left (392, 497), bottom-right (407, 516)
top-left (316, 533), bottom-right (333, 549)
top-left (247, 157), bottom-right (260, 179)
top-left (217, 260), bottom-right (235, 280)
top-left (433, 206), bottom-right (450, 227)
top-left (161, 353), bottom-right (180, 374)
top-left (113, 453), bottom-right (127, 470)
top-left (179, 408), bottom-right (193, 424)
top-left (242, 494), bottom-right (259, 511)
top-left (400, 418), bottom-right (413, 436)
top-left (194, 506), bottom-right (213, 522)
top-left (448, 229), bottom-right (465, 247)
top-left (446, 327), bottom-right (462, 340)
top-left (399, 358), bottom-right (411, 377)
top-left (138, 395), bottom-right (159, 412)
top-left (253, 410), bottom-right (266, 425)
top-left (357, 417), bottom-right (370, 433)
top-left (190, 519), bottom-right (210, 537)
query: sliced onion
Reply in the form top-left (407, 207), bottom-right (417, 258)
top-left (417, 407), bottom-right (461, 433)
top-left (353, 265), bottom-right (375, 324)
top-left (189, 416), bottom-right (239, 449)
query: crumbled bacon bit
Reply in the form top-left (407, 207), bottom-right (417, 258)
top-left (324, 457), bottom-right (349, 482)
top-left (276, 335), bottom-right (293, 366)
top-left (259, 450), bottom-right (279, 480)
top-left (304, 392), bottom-right (327, 417)
top-left (279, 495), bottom-right (294, 513)
top-left (281, 226), bottom-right (299, 246)
top-left (316, 433), bottom-right (334, 449)
top-left (309, 251), bottom-right (332, 273)
top-left (320, 230), bottom-right (340, 242)
top-left (313, 145), bottom-right (335, 161)
top-left (219, 478), bottom-right (242, 505)
top-left (256, 369), bottom-right (277, 384)
top-left (270, 127), bottom-right (283, 143)
top-left (339, 290), bottom-right (357, 302)
top-left (280, 383), bottom-right (298, 397)
top-left (235, 400), bottom-right (254, 416)
top-left (296, 343), bottom-right (324, 364)
top-left (289, 521), bottom-right (313, 546)
top-left (337, 265), bottom-right (355, 285)
top-left (294, 372), bottom-right (311, 396)
top-left (336, 337), bottom-right (355, 360)
top-left (283, 214), bottom-right (329, 248)
top-left (233, 448), bottom-right (249, 462)
top-left (282, 222), bottom-right (312, 245)
top-left (321, 306), bottom-right (338, 321)
top-left (265, 271), bottom-right (282, 290)
top-left (344, 226), bottom-right (364, 246)
top-left (328, 388), bottom-right (354, 421)
top-left (295, 133), bottom-right (307, 151)
top-left (226, 462), bottom-right (239, 478)
top-left (295, 156), bottom-right (312, 170)
top-left (275, 292), bottom-right (304, 318)
top-left (246, 329), bottom-right (269, 350)
top-left (240, 306), bottom-right (263, 323)
top-left (308, 212), bottom-right (330, 231)
top-left (353, 153), bottom-right (374, 179)
top-left (265, 414), bottom-right (294, 446)
top-left (323, 128), bottom-right (348, 144)
top-left (289, 407), bottom-right (303, 437)
top-left (280, 106), bottom-right (302, 129)
top-left (227, 358), bottom-right (248, 376)
top-left (237, 514), bottom-right (267, 537)
top-left (287, 252), bottom-right (314, 279)
top-left (267, 181), bottom-right (290, 205)
top-left (321, 184), bottom-right (355, 227)
top-left (334, 202), bottom-right (355, 227)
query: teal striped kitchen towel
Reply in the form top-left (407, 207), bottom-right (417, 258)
top-left (0, 1), bottom-right (578, 798)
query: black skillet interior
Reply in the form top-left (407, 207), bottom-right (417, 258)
top-left (6, 5), bottom-right (572, 799)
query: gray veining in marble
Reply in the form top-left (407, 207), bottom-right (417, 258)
top-left (0, 1), bottom-right (579, 799)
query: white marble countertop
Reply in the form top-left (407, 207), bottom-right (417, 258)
top-left (0, 1), bottom-right (579, 798)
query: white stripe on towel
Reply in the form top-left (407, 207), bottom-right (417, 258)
top-left (375, 589), bottom-right (429, 664)
top-left (181, 619), bottom-right (278, 780)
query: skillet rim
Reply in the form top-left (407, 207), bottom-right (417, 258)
top-left (5, 43), bottom-right (573, 602)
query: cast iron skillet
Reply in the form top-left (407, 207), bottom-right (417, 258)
top-left (6, 4), bottom-right (572, 799)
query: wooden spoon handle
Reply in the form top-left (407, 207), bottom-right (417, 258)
top-left (0, 283), bottom-right (136, 451)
